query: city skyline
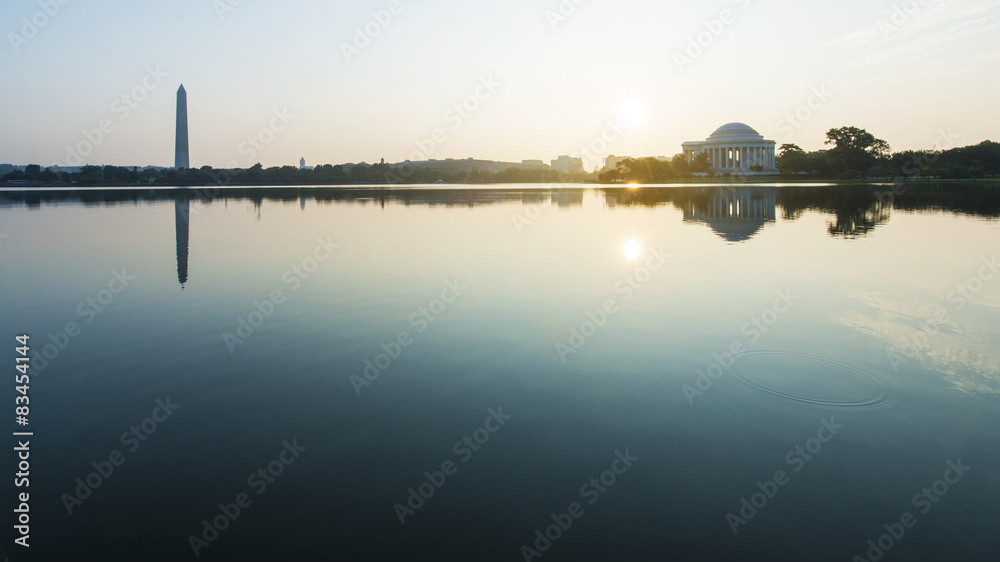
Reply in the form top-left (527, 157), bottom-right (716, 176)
top-left (2, 1), bottom-right (999, 170)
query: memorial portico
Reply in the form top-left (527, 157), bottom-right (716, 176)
top-left (682, 123), bottom-right (779, 174)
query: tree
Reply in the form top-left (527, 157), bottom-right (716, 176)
top-left (824, 126), bottom-right (891, 174)
top-left (671, 154), bottom-right (691, 177)
top-left (777, 144), bottom-right (809, 175)
top-left (691, 152), bottom-right (711, 174)
top-left (613, 157), bottom-right (676, 183)
top-left (246, 163), bottom-right (263, 182)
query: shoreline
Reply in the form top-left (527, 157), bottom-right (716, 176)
top-left (2, 177), bottom-right (998, 190)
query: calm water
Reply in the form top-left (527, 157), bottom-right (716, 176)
top-left (1, 183), bottom-right (999, 561)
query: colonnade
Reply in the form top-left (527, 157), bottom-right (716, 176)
top-left (690, 145), bottom-right (775, 170)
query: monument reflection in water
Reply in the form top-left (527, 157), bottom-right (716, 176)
top-left (175, 196), bottom-right (190, 287)
top-left (679, 186), bottom-right (778, 243)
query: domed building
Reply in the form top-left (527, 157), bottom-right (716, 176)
top-left (681, 123), bottom-right (778, 175)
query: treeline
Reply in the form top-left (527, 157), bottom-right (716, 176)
top-left (777, 127), bottom-right (999, 179)
top-left (6, 126), bottom-right (996, 187)
top-left (1, 162), bottom-right (587, 187)
top-left (597, 154), bottom-right (708, 183)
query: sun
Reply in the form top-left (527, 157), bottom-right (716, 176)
top-left (617, 101), bottom-right (645, 129)
top-left (623, 239), bottom-right (642, 260)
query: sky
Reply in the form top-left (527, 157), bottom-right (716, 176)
top-left (1, 0), bottom-right (998, 170)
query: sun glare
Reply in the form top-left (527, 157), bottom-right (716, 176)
top-left (623, 239), bottom-right (642, 260)
top-left (617, 101), bottom-right (645, 128)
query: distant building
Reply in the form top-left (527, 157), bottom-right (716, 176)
top-left (681, 123), bottom-right (778, 174)
top-left (601, 154), bottom-right (630, 172)
top-left (391, 158), bottom-right (548, 175)
top-left (49, 165), bottom-right (85, 173)
top-left (299, 157), bottom-right (314, 171)
top-left (551, 155), bottom-right (584, 174)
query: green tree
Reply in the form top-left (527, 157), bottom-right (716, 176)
top-left (824, 126), bottom-right (891, 174)
top-left (690, 152), bottom-right (711, 174)
top-left (671, 154), bottom-right (691, 177)
top-left (777, 144), bottom-right (809, 175)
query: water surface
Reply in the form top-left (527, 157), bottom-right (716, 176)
top-left (1, 183), bottom-right (998, 561)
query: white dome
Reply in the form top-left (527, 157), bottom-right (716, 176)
top-left (708, 123), bottom-right (764, 141)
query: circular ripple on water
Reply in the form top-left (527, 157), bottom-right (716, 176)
top-left (730, 351), bottom-right (893, 408)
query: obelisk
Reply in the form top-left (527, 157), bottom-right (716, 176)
top-left (175, 85), bottom-right (189, 169)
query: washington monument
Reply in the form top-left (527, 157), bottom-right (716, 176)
top-left (175, 84), bottom-right (189, 169)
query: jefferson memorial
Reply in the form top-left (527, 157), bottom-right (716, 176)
top-left (682, 123), bottom-right (779, 174)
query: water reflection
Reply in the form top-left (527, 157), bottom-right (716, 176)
top-left (679, 186), bottom-right (777, 242)
top-left (2, 181), bottom-right (999, 561)
top-left (826, 196), bottom-right (892, 238)
top-left (175, 196), bottom-right (190, 288)
top-left (2, 183), bottom-right (998, 245)
top-left (551, 189), bottom-right (584, 209)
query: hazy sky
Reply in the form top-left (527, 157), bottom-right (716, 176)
top-left (2, 0), bottom-right (998, 170)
